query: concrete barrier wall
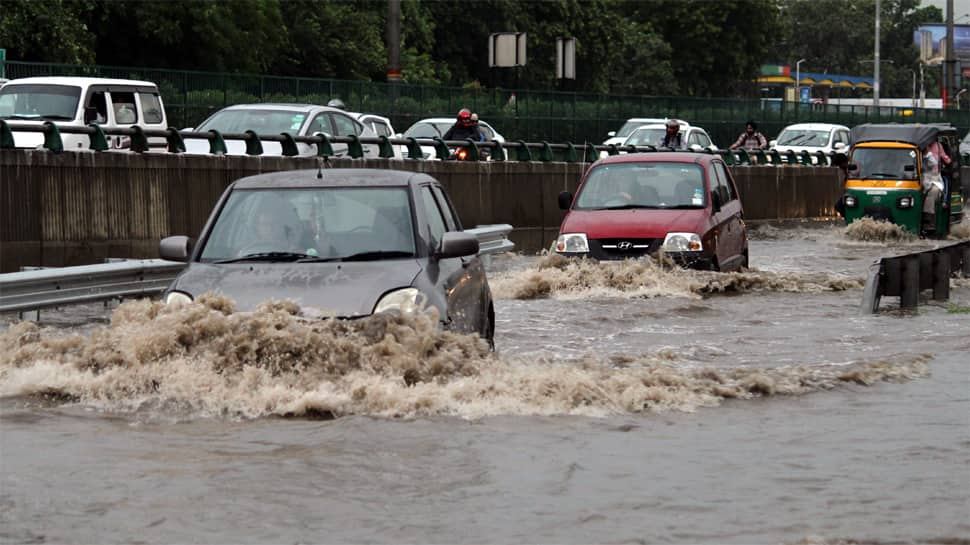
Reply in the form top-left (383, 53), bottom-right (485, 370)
top-left (1, 150), bottom-right (872, 272)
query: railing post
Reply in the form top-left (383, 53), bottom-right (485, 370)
top-left (165, 128), bottom-right (185, 153)
top-left (0, 120), bottom-right (15, 149)
top-left (87, 124), bottom-right (108, 151)
top-left (932, 252), bottom-right (950, 301)
top-left (129, 125), bottom-right (149, 153)
top-left (279, 132), bottom-right (298, 156)
top-left (347, 134), bottom-right (364, 158)
top-left (405, 137), bottom-right (422, 160)
top-left (900, 255), bottom-right (919, 309)
top-left (207, 130), bottom-right (227, 155)
top-left (42, 121), bottom-right (63, 153)
top-left (243, 130), bottom-right (263, 156)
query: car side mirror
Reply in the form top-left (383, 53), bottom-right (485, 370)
top-left (769, 140), bottom-right (777, 148)
top-left (83, 106), bottom-right (99, 124)
top-left (437, 232), bottom-right (479, 259)
top-left (182, 127), bottom-right (195, 132)
top-left (711, 189), bottom-right (722, 212)
top-left (847, 163), bottom-right (859, 172)
top-left (834, 142), bottom-right (846, 150)
top-left (607, 131), bottom-right (616, 137)
top-left (558, 191), bottom-right (573, 211)
top-left (159, 235), bottom-right (193, 262)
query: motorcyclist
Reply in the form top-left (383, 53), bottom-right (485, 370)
top-left (729, 120), bottom-right (768, 151)
top-left (443, 109), bottom-right (484, 141)
top-left (660, 119), bottom-right (686, 149)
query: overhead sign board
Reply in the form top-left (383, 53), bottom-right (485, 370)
top-left (556, 38), bottom-right (575, 79)
top-left (913, 24), bottom-right (970, 64)
top-left (489, 33), bottom-right (527, 67)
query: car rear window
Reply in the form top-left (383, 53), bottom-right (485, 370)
top-left (197, 109), bottom-right (307, 134)
top-left (199, 187), bottom-right (415, 261)
top-left (575, 162), bottom-right (706, 209)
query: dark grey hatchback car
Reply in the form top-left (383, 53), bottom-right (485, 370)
top-left (159, 168), bottom-right (495, 344)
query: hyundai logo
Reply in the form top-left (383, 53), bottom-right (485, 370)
top-left (617, 241), bottom-right (634, 250)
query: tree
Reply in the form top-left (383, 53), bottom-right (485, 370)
top-left (632, 0), bottom-right (780, 96)
top-left (0, 0), bottom-right (95, 64)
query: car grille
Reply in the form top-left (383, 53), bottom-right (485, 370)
top-left (590, 238), bottom-right (661, 260)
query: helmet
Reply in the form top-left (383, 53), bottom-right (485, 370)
top-left (327, 98), bottom-right (346, 110)
top-left (458, 108), bottom-right (472, 126)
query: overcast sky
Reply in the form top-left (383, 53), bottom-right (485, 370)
top-left (922, 0), bottom-right (970, 21)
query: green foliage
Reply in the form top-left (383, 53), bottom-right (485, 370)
top-left (0, 0), bottom-right (96, 64)
top-left (947, 303), bottom-right (970, 314)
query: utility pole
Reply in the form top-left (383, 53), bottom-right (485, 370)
top-left (386, 0), bottom-right (402, 84)
top-left (874, 0), bottom-right (881, 109)
top-left (944, 0), bottom-right (956, 109)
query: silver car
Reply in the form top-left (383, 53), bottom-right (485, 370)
top-left (159, 169), bottom-right (495, 345)
top-left (184, 103), bottom-right (378, 157)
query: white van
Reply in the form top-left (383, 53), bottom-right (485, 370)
top-left (0, 77), bottom-right (168, 151)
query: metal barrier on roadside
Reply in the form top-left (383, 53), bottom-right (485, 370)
top-left (0, 120), bottom-right (843, 166)
top-left (0, 225), bottom-right (515, 314)
top-left (860, 240), bottom-right (970, 314)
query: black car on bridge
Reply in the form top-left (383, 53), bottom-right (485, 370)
top-left (159, 168), bottom-right (495, 345)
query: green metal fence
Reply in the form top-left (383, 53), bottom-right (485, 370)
top-left (4, 60), bottom-right (969, 147)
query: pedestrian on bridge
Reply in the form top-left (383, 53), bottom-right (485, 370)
top-left (729, 120), bottom-right (768, 151)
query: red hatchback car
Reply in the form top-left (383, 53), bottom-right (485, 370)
top-left (555, 152), bottom-right (748, 271)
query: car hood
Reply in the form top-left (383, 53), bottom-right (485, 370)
top-left (562, 208), bottom-right (707, 239)
top-left (171, 260), bottom-right (423, 316)
top-left (773, 144), bottom-right (829, 153)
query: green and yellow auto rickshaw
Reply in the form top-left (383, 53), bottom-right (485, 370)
top-left (842, 124), bottom-right (964, 236)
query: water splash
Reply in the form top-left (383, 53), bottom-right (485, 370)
top-left (0, 296), bottom-right (929, 420)
top-left (489, 256), bottom-right (863, 300)
top-left (844, 217), bottom-right (917, 242)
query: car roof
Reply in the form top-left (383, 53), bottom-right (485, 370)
top-left (232, 169), bottom-right (433, 189)
top-left (779, 123), bottom-right (849, 131)
top-left (4, 76), bottom-right (158, 88)
top-left (631, 124), bottom-right (703, 132)
top-left (216, 104), bottom-right (344, 114)
top-left (594, 152), bottom-right (716, 166)
top-left (624, 117), bottom-right (690, 126)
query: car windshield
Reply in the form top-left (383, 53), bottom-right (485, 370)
top-left (574, 162), bottom-right (707, 210)
top-left (0, 84), bottom-right (81, 120)
top-left (196, 109), bottom-right (308, 135)
top-left (850, 147), bottom-right (919, 180)
top-left (615, 120), bottom-right (663, 138)
top-left (404, 122), bottom-right (451, 139)
top-left (625, 128), bottom-right (666, 146)
top-left (199, 187), bottom-right (416, 261)
top-left (776, 129), bottom-right (830, 147)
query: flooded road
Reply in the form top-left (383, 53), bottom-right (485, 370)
top-left (2, 221), bottom-right (969, 544)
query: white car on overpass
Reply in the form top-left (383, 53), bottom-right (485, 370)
top-left (770, 123), bottom-right (851, 161)
top-left (183, 103), bottom-right (378, 157)
top-left (622, 123), bottom-right (717, 152)
top-left (601, 118), bottom-right (689, 157)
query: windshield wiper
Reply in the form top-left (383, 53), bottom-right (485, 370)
top-left (866, 172), bottom-right (900, 179)
top-left (664, 204), bottom-right (705, 209)
top-left (780, 134), bottom-right (813, 146)
top-left (599, 204), bottom-right (661, 210)
top-left (39, 115), bottom-right (75, 121)
top-left (0, 115), bottom-right (40, 120)
top-left (297, 250), bottom-right (415, 263)
top-left (214, 251), bottom-right (312, 264)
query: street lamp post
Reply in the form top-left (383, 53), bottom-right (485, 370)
top-left (795, 58), bottom-right (807, 103)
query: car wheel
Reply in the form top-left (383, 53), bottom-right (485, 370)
top-left (710, 256), bottom-right (721, 272)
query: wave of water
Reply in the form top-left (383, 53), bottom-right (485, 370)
top-left (489, 254), bottom-right (864, 300)
top-left (0, 295), bottom-right (930, 420)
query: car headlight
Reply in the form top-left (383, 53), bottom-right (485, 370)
top-left (555, 233), bottom-right (589, 253)
top-left (164, 291), bottom-right (193, 306)
top-left (374, 288), bottom-right (428, 315)
top-left (897, 196), bottom-right (914, 209)
top-left (662, 233), bottom-right (703, 252)
top-left (844, 195), bottom-right (858, 208)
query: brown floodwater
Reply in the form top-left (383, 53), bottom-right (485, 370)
top-left (2, 221), bottom-right (968, 544)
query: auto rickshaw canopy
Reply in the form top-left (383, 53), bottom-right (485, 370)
top-left (850, 123), bottom-right (958, 148)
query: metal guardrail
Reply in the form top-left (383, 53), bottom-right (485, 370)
top-left (0, 120), bottom-right (846, 166)
top-left (0, 259), bottom-right (184, 313)
top-left (0, 225), bottom-right (515, 314)
top-left (860, 240), bottom-right (970, 314)
top-left (466, 224), bottom-right (516, 255)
